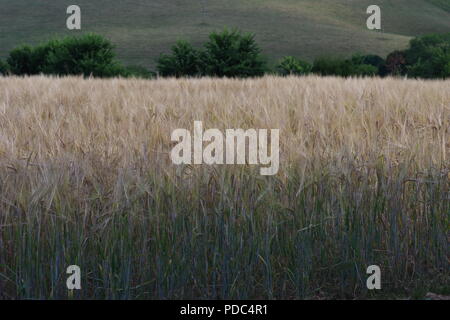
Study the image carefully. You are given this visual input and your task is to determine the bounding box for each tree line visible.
[0,30,449,79]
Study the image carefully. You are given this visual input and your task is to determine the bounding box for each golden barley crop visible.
[0,75,448,299]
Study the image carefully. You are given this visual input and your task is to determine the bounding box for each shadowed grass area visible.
[0,76,448,299]
[1,164,448,299]
[426,0,450,12]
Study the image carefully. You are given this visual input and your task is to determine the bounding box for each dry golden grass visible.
[0,75,448,173]
[0,75,448,299]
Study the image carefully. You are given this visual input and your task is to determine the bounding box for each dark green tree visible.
[157,40,200,77]
[348,54,381,76]
[200,29,266,77]
[7,34,126,77]
[351,54,385,69]
[7,45,37,75]
[0,59,9,75]
[43,34,125,77]
[312,56,378,77]
[276,56,312,76]
[311,57,349,76]
[405,33,450,78]
[349,63,378,76]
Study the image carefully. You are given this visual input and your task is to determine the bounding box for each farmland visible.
[0,76,448,299]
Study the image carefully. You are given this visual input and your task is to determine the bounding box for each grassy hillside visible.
[0,0,449,69]
[426,0,450,12]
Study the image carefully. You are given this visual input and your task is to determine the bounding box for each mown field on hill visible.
[1,0,449,68]
[0,76,448,299]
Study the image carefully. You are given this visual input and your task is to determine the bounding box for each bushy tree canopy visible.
[312,56,378,77]
[276,56,312,76]
[199,29,266,77]
[7,45,37,75]
[0,59,9,75]
[4,30,450,79]
[405,33,450,78]
[7,34,126,77]
[157,41,200,77]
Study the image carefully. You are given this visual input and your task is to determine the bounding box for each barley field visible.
[0,76,448,299]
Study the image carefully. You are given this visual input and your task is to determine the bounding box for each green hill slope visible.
[1,0,449,69]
